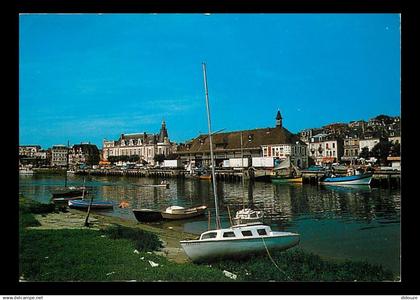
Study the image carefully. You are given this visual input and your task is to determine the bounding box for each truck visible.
[251,157,275,168]
[163,159,183,168]
[228,158,249,168]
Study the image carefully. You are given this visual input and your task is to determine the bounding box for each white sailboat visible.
[180,63,300,263]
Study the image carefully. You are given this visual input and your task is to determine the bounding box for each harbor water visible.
[19,173,401,274]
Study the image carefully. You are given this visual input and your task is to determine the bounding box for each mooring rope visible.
[261,237,293,281]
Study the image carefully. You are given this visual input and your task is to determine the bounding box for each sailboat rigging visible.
[180,63,300,263]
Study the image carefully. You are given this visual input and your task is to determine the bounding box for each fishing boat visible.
[68,199,114,209]
[161,205,207,220]
[319,172,373,185]
[270,157,302,184]
[132,209,163,222]
[180,63,300,263]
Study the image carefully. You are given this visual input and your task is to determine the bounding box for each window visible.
[257,229,267,236]
[201,232,217,240]
[223,231,236,238]
[333,143,335,148]
[241,230,253,237]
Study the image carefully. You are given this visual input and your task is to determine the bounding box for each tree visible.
[370,140,393,165]
[359,147,370,160]
[153,154,165,164]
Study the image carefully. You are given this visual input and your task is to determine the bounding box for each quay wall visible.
[74,168,400,188]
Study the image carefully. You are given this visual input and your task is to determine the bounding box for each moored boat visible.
[180,223,300,262]
[68,199,114,209]
[132,209,163,222]
[271,176,303,184]
[319,172,373,185]
[161,205,207,220]
[180,63,300,263]
[50,186,88,198]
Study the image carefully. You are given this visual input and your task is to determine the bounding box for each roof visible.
[176,126,304,153]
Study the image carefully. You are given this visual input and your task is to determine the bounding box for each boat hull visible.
[68,200,113,209]
[50,188,87,198]
[320,173,373,185]
[271,176,302,184]
[180,234,300,263]
[133,209,163,222]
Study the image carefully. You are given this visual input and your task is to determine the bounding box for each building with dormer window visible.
[102,120,174,165]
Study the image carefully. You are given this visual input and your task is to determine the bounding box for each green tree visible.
[370,140,392,165]
[359,147,370,160]
[153,154,165,164]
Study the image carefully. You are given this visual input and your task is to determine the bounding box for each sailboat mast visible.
[202,62,221,230]
[240,131,245,210]
[65,140,69,187]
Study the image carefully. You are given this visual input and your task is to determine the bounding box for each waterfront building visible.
[175,109,308,169]
[102,120,174,165]
[69,142,100,167]
[359,137,381,153]
[298,128,323,144]
[19,145,41,158]
[308,133,343,165]
[341,136,360,163]
[51,145,68,167]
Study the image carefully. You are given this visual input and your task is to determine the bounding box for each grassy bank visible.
[19,196,398,282]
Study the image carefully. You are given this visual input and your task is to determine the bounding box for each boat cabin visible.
[199,224,271,240]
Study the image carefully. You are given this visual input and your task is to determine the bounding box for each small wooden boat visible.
[68,199,114,209]
[50,186,88,198]
[132,209,163,222]
[161,205,207,220]
[271,176,303,184]
[52,195,85,205]
[198,175,212,180]
[319,172,373,185]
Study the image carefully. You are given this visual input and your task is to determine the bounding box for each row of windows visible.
[345,149,359,156]
[201,228,267,240]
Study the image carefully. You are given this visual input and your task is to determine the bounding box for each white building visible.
[19,145,41,157]
[359,137,380,153]
[51,145,68,166]
[102,120,174,165]
[308,133,343,165]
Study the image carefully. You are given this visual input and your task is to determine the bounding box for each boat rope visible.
[261,237,293,281]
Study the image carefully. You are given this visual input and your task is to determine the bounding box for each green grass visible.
[100,224,163,251]
[18,196,398,282]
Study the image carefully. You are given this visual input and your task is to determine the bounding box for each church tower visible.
[158,119,169,143]
[275,109,282,128]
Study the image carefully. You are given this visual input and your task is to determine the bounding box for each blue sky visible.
[19,14,400,149]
